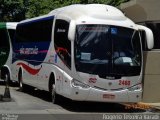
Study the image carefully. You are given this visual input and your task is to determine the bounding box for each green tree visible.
[26,0,82,18]
[0,0,26,22]
[80,0,129,5]
[26,0,130,18]
[0,0,130,21]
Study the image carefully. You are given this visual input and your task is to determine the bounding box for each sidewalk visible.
[141,102,160,110]
[122,102,160,112]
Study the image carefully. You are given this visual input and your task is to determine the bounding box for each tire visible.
[49,74,61,104]
[51,84,59,104]
[1,69,12,86]
[18,71,24,91]
[4,73,10,87]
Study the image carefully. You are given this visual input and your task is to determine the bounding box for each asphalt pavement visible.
[0,80,160,120]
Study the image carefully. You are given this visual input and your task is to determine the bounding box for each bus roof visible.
[0,22,17,29]
[49,4,126,21]
[6,22,18,29]
[19,4,137,29]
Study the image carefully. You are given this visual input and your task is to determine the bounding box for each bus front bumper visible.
[64,83,142,103]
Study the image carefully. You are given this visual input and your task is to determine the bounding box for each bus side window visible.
[54,19,71,69]
[8,29,16,45]
[139,30,148,51]
[0,28,10,68]
[15,17,53,43]
[0,29,9,49]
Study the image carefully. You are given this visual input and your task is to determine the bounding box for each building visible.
[121,0,160,102]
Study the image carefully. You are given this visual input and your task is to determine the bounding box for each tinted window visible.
[16,16,54,42]
[0,28,10,68]
[8,29,16,45]
[54,19,71,69]
[75,25,141,78]
[0,29,9,48]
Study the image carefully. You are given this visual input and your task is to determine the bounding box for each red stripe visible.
[17,63,42,75]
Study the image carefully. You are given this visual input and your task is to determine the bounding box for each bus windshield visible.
[74,25,142,79]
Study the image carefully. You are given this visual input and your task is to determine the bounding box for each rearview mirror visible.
[68,20,76,41]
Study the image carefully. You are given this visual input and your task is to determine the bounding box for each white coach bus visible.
[11,4,153,103]
[0,22,17,82]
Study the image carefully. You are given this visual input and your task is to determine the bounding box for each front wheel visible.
[51,84,61,104]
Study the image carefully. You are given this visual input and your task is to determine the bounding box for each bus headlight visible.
[128,83,142,91]
[72,79,90,89]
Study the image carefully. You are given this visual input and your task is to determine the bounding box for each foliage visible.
[0,0,130,21]
[0,0,26,22]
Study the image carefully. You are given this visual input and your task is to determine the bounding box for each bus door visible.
[54,19,72,94]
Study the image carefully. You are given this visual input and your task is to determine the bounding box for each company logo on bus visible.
[89,78,97,83]
[106,76,115,80]
[20,46,38,55]
[57,29,66,33]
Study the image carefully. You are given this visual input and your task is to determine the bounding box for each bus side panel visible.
[12,41,51,86]
[0,23,10,70]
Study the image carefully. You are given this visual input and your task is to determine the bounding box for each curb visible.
[122,102,160,112]
[137,102,160,112]
[140,102,160,110]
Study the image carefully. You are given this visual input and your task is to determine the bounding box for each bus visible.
[11,4,153,103]
[0,22,17,82]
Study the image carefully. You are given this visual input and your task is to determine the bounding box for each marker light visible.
[72,79,90,89]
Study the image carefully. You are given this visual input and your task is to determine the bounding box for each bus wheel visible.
[51,84,59,104]
[18,71,24,91]
[4,73,10,86]
[52,84,56,103]
[49,74,61,104]
[1,68,12,85]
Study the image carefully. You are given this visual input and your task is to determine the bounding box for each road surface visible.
[0,81,159,120]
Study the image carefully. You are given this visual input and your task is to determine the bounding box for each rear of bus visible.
[0,22,17,81]
[0,23,10,70]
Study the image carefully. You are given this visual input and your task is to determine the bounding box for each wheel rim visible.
[20,80,22,88]
[5,74,9,86]
[5,74,8,82]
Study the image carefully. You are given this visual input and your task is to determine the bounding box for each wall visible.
[143,51,160,102]
[121,0,160,102]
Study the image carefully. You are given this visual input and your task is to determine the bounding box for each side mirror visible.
[137,25,154,49]
[68,20,76,41]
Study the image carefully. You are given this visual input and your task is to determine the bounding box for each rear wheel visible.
[18,70,24,91]
[4,73,10,86]
[1,68,12,85]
